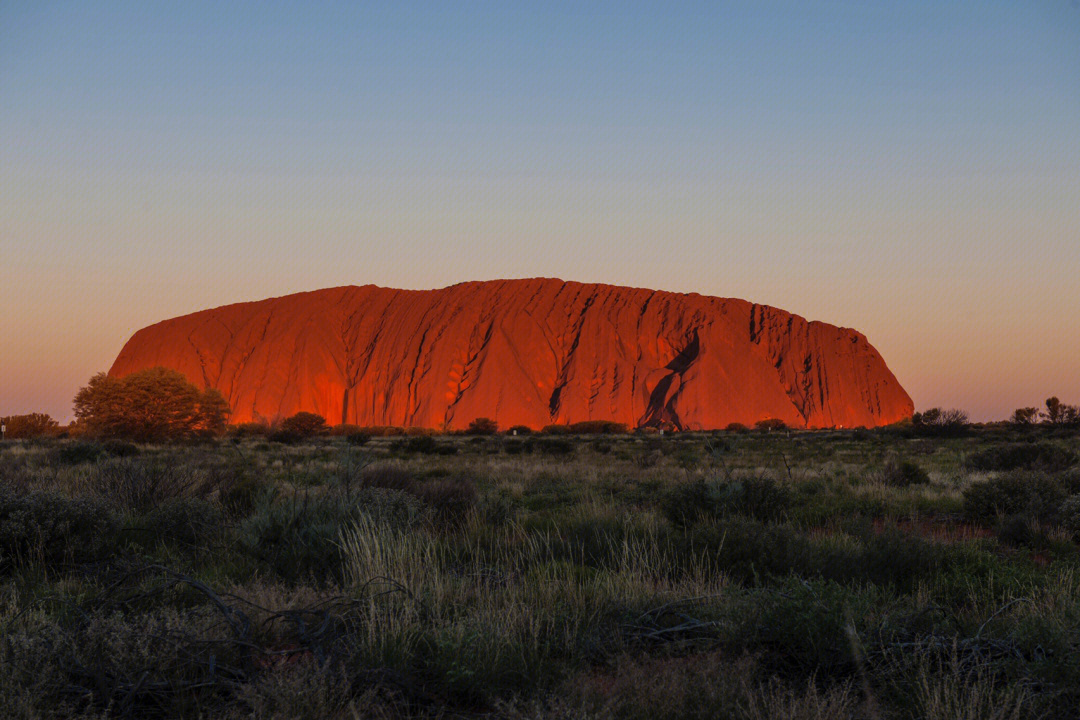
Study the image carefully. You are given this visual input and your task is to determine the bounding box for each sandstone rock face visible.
[109,279,913,430]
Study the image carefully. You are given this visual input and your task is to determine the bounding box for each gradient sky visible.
[2,1,1078,423]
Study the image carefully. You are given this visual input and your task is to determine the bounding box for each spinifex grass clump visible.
[1,425,1079,718]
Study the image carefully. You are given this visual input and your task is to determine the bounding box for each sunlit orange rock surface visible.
[109,279,913,430]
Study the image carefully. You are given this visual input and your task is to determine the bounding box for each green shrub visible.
[88,460,211,512]
[144,497,223,545]
[965,443,1077,473]
[665,476,792,525]
[217,472,265,518]
[0,486,114,569]
[240,493,357,582]
[963,471,1067,525]
[1059,494,1080,539]
[359,466,476,519]
[878,457,930,487]
[712,476,792,520]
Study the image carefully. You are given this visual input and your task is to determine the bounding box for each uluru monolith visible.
[109,279,913,430]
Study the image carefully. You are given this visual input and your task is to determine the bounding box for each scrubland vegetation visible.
[2,418,1080,719]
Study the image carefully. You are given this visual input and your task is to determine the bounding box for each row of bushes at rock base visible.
[225,415,801,442]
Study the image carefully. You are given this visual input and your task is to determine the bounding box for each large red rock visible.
[109,279,913,430]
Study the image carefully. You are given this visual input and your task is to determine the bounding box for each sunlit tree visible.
[73,367,230,441]
[2,413,60,438]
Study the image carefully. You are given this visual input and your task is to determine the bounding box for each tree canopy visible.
[73,367,230,441]
[2,413,60,438]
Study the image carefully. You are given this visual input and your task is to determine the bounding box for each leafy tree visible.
[912,408,968,437]
[2,413,60,438]
[279,411,328,437]
[73,368,230,441]
[1011,407,1040,425]
[466,417,498,435]
[1043,397,1066,425]
[196,389,232,436]
[1042,397,1079,425]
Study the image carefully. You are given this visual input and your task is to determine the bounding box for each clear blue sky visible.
[2,1,1079,421]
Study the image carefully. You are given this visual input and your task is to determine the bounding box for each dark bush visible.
[359,466,476,520]
[568,421,628,434]
[503,439,532,455]
[754,419,787,432]
[540,424,573,435]
[359,466,415,493]
[345,432,371,446]
[634,447,663,469]
[399,435,438,454]
[997,514,1038,548]
[239,493,356,582]
[912,408,968,437]
[710,476,792,520]
[965,443,1077,473]
[360,425,407,437]
[536,438,574,455]
[55,441,104,465]
[878,457,930,487]
[144,497,223,546]
[0,486,115,569]
[279,412,328,438]
[724,422,750,434]
[239,486,428,582]
[89,460,214,512]
[466,417,498,435]
[411,477,478,519]
[217,473,265,518]
[664,476,792,524]
[506,425,533,435]
[231,421,272,437]
[1059,494,1080,539]
[268,430,302,445]
[963,471,1067,525]
[102,439,139,457]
